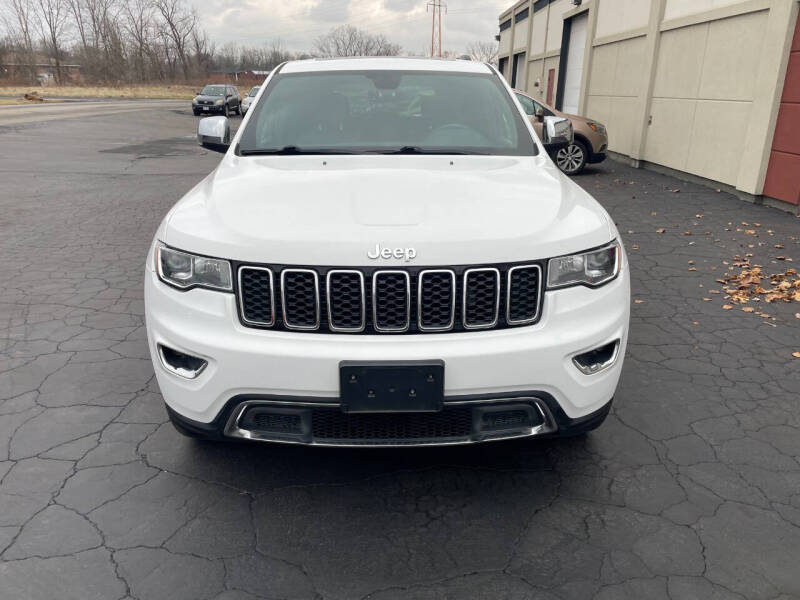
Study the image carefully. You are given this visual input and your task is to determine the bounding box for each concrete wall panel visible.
[596,0,652,39]
[530,11,547,55]
[652,23,707,99]
[500,30,512,55]
[664,0,749,21]
[698,9,768,101]
[686,100,751,185]
[608,96,641,156]
[643,98,696,170]
[546,0,569,53]
[588,43,617,97]
[612,36,647,97]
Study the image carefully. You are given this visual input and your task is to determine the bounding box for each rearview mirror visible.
[197,116,230,153]
[542,116,573,154]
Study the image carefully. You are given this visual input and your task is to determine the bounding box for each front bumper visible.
[194,104,224,113]
[145,262,629,442]
[588,152,607,164]
[167,393,614,446]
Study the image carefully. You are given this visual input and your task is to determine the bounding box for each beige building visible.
[498,0,800,212]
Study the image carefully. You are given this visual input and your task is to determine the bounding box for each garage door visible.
[561,12,588,115]
[763,13,800,206]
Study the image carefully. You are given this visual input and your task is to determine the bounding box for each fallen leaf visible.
[684,231,692,236]
[656,228,665,234]
[703,298,712,301]
[775,244,784,249]
[795,313,800,319]
[723,305,733,310]
[793,352,800,359]
[689,267,697,271]
[742,307,755,313]
[634,299,644,304]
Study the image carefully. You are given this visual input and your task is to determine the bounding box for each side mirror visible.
[535,107,544,122]
[542,116,573,154]
[198,116,230,153]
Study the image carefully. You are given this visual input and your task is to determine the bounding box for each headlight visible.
[155,243,232,291]
[587,122,606,134]
[547,241,621,289]
[215,99,223,105]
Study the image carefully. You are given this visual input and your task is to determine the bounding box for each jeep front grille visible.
[237,262,543,334]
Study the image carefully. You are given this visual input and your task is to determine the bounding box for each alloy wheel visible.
[556,143,585,175]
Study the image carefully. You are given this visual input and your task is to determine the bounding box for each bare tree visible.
[2,0,39,82]
[36,0,70,84]
[313,25,401,58]
[466,40,498,66]
[121,0,154,81]
[153,0,194,79]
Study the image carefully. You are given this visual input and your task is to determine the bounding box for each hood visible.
[164,154,615,266]
[194,94,223,102]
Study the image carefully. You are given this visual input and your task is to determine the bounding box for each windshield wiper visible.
[375,146,488,155]
[239,146,356,156]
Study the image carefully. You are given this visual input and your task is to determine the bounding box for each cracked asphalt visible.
[1,103,799,600]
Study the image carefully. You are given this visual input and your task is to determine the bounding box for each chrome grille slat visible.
[326,270,365,333]
[462,268,500,330]
[280,269,320,330]
[238,263,542,334]
[238,267,275,326]
[372,270,411,333]
[507,265,542,325]
[418,269,456,332]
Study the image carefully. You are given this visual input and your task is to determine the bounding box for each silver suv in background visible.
[241,86,260,115]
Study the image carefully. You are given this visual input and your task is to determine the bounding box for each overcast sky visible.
[190,0,508,55]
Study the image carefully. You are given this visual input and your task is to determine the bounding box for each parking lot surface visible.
[1,104,799,600]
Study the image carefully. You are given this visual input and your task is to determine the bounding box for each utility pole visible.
[427,0,447,57]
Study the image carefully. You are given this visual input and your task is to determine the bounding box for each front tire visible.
[223,103,230,118]
[556,140,588,175]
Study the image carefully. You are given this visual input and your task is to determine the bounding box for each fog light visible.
[158,344,208,379]
[573,340,620,375]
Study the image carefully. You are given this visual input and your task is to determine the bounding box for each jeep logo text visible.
[367,244,417,262]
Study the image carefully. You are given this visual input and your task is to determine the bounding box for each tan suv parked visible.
[515,90,608,175]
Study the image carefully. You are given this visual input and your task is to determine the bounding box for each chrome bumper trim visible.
[223,397,558,447]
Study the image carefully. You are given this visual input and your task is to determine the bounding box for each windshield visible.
[200,85,226,96]
[238,70,536,156]
[247,87,260,97]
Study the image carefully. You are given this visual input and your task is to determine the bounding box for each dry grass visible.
[0,85,198,100]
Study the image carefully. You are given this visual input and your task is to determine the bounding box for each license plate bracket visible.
[339,360,444,413]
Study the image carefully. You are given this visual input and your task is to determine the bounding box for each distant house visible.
[0,54,82,84]
[210,69,271,83]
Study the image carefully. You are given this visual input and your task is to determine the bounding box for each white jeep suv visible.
[145,57,629,446]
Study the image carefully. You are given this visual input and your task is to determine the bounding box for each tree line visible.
[0,0,497,86]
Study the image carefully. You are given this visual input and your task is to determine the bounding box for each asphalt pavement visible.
[1,101,799,600]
